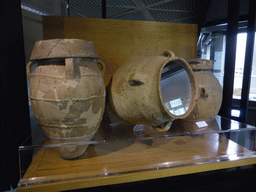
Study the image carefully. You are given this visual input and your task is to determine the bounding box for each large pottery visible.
[109,51,197,132]
[27,39,106,159]
[184,59,222,121]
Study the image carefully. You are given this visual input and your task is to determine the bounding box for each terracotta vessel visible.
[109,51,197,131]
[184,59,222,121]
[27,39,106,159]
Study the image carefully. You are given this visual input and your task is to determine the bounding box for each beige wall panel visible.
[43,16,198,85]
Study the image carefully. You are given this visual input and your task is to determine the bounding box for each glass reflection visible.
[160,61,192,116]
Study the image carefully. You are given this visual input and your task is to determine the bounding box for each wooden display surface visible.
[17,133,256,192]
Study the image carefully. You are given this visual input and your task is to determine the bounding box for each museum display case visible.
[17,115,256,191]
[16,13,256,192]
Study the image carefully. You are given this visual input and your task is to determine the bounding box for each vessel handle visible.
[155,121,173,132]
[65,58,76,80]
[199,87,209,98]
[162,50,175,58]
[26,61,33,80]
[96,60,106,76]
[128,73,147,86]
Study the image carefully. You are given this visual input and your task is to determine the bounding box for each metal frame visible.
[0,0,31,190]
[240,0,256,123]
[202,0,256,124]
[218,0,241,119]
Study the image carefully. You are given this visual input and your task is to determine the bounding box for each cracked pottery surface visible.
[30,39,99,59]
[27,39,105,159]
[109,51,197,129]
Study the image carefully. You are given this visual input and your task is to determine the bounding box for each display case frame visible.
[17,115,256,191]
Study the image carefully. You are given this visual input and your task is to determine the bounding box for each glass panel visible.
[160,61,192,116]
[233,33,247,99]
[231,109,240,117]
[197,32,226,87]
[18,116,256,188]
[250,34,256,101]
[233,33,256,101]
[212,33,226,86]
[198,29,256,102]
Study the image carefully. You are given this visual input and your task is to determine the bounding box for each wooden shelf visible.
[17,129,256,192]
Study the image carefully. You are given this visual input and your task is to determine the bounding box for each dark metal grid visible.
[107,0,136,6]
[69,0,198,24]
[149,10,196,23]
[70,10,84,18]
[141,0,171,6]
[115,11,148,21]
[21,0,56,15]
[151,0,196,12]
[70,2,102,18]
[71,0,102,5]
[107,7,135,18]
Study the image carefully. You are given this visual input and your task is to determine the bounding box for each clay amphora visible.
[27,39,106,159]
[109,51,197,132]
[184,59,222,121]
